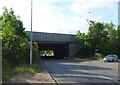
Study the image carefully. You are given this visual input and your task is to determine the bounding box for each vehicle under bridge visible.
[30,31,79,59]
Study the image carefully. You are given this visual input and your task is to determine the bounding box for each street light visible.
[30,0,33,66]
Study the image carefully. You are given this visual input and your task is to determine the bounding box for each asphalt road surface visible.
[42,59,119,84]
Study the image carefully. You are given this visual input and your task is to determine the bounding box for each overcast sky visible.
[0,0,119,34]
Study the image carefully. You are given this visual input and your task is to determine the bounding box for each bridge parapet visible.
[29,31,78,43]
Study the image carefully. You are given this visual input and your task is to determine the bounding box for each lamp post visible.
[30,0,33,66]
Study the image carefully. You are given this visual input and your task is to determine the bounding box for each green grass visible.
[2,61,43,82]
[92,57,103,60]
[2,65,14,81]
[66,57,86,62]
[13,63,43,75]
[118,59,120,61]
[92,53,104,60]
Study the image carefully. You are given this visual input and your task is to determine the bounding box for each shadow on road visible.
[42,59,118,83]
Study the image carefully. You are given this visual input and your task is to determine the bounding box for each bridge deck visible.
[28,31,78,43]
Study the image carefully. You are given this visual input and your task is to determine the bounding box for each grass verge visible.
[66,57,86,62]
[2,61,43,82]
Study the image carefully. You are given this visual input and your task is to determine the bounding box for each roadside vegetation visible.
[76,20,120,60]
[67,57,86,62]
[0,7,43,82]
[3,59,43,82]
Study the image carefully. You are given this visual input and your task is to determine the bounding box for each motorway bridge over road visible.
[30,31,79,58]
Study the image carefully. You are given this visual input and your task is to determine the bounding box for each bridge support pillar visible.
[69,43,79,57]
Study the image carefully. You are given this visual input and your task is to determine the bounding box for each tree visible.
[1,7,30,64]
[76,21,119,58]
[76,31,92,57]
[116,26,120,57]
[104,22,118,55]
[88,21,108,55]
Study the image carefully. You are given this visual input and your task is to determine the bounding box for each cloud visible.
[0,0,119,34]
[69,0,119,26]
[0,0,31,30]
[69,0,119,15]
[32,2,66,33]
[31,2,89,34]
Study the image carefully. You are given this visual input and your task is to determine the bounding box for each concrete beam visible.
[28,31,78,43]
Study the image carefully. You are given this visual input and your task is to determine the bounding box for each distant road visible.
[42,59,119,84]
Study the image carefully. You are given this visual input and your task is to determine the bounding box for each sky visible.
[0,0,119,34]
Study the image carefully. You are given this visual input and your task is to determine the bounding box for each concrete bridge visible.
[30,31,79,58]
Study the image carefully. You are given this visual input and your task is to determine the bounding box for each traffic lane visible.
[52,60,118,81]
[42,60,118,83]
[58,60,118,82]
[83,61,118,81]
[58,60,118,80]
[56,60,118,83]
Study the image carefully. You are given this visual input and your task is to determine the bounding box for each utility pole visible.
[30,0,33,66]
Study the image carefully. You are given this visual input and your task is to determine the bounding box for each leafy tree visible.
[88,21,108,55]
[104,22,118,55]
[76,21,119,58]
[1,7,30,64]
[32,42,40,63]
[1,7,40,65]
[116,26,120,57]
[76,31,92,57]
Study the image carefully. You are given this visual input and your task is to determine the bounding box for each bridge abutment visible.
[69,43,79,57]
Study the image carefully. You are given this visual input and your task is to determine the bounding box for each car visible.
[103,55,118,62]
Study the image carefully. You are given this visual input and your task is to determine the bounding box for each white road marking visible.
[71,70,90,73]
[71,69,119,83]
[99,75,120,83]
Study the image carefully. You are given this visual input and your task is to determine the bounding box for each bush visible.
[93,53,104,60]
[2,7,42,82]
[32,42,41,63]
[14,65,35,75]
[2,58,13,81]
[13,62,43,75]
[74,50,88,58]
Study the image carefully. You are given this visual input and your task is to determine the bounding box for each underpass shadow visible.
[42,60,118,83]
[54,62,113,77]
[53,75,116,83]
[56,60,112,70]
